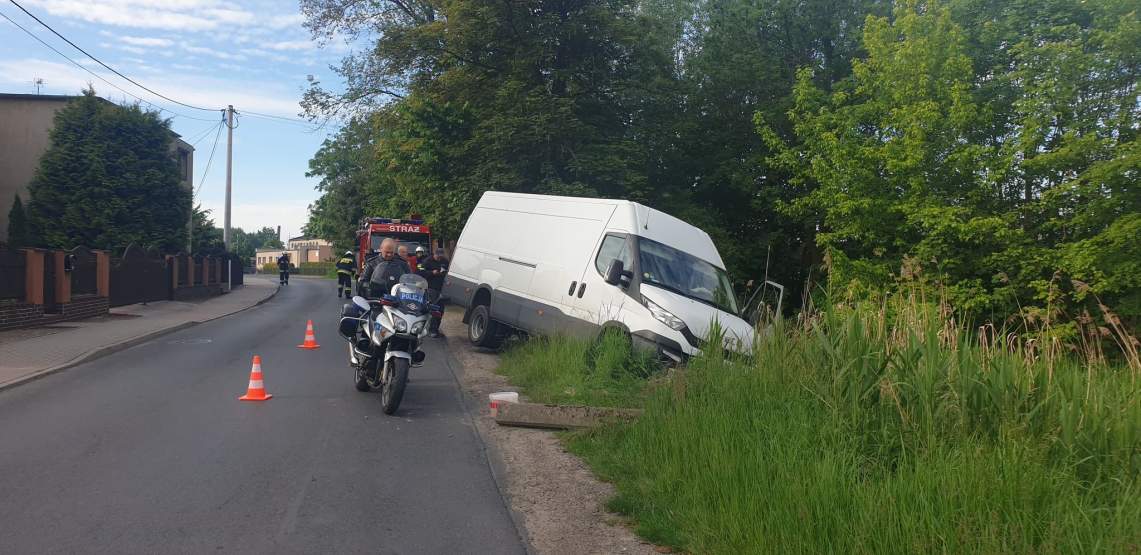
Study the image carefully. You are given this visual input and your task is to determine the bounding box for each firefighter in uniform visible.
[335,250,355,298]
[418,247,449,337]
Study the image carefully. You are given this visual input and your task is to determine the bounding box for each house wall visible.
[0,96,70,243]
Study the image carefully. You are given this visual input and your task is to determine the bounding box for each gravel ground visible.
[441,312,661,555]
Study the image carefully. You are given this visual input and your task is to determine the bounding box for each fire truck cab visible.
[357,217,433,271]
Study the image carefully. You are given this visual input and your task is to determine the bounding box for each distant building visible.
[0,93,194,243]
[254,236,334,268]
[287,235,334,263]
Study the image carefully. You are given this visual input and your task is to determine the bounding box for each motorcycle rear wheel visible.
[380,358,409,415]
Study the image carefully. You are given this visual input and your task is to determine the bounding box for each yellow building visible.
[254,236,334,268]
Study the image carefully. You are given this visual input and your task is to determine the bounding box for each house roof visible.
[0,93,77,102]
[0,92,186,139]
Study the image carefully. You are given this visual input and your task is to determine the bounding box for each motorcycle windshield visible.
[394,274,429,314]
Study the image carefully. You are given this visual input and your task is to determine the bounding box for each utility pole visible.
[224,104,234,292]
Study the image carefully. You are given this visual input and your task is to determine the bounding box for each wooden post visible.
[53,251,71,305]
[169,255,179,291]
[94,250,110,297]
[23,249,44,305]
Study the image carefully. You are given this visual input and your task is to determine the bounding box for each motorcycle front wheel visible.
[380,358,409,415]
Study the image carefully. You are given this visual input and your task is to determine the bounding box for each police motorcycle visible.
[339,274,442,414]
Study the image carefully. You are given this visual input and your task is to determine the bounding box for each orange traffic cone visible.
[297,319,320,350]
[239,355,272,401]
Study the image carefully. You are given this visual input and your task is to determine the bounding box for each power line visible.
[0,8,221,122]
[239,110,321,130]
[188,120,225,146]
[7,0,223,113]
[194,119,225,197]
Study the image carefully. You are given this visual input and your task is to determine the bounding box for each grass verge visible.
[496,293,1141,553]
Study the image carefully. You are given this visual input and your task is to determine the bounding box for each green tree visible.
[6,194,31,249]
[303,117,375,251]
[190,204,224,255]
[763,0,1140,325]
[230,226,284,259]
[27,88,191,252]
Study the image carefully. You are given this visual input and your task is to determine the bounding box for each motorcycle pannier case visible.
[339,303,365,339]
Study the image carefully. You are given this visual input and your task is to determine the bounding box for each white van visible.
[443,192,754,362]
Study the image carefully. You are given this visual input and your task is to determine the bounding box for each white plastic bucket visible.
[488,392,519,417]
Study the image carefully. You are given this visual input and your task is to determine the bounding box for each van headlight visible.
[643,297,686,331]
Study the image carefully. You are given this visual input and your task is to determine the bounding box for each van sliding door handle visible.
[577,283,586,298]
[568,281,577,296]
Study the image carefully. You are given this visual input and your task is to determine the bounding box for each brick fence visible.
[0,247,240,331]
[55,294,110,319]
[0,300,45,331]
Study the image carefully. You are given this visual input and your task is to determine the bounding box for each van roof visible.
[479,192,725,269]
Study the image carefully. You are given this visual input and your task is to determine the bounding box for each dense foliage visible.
[6,195,29,249]
[27,88,191,253]
[301,0,1138,331]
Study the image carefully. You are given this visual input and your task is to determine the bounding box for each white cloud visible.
[182,43,247,61]
[101,41,148,55]
[266,13,305,29]
[121,35,174,47]
[0,58,305,117]
[24,0,254,31]
[265,40,314,52]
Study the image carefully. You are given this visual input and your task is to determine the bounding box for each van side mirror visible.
[604,259,627,286]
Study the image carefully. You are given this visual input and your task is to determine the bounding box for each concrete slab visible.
[494,402,643,430]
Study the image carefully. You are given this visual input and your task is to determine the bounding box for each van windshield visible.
[637,237,738,315]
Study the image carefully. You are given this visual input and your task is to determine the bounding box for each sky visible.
[0,0,352,242]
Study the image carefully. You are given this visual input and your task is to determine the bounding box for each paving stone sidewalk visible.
[0,276,279,390]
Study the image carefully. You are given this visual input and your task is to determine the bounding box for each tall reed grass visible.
[502,289,1140,553]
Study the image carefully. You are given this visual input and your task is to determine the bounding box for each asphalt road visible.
[0,277,527,554]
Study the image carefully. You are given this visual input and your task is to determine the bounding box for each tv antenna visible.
[33,77,45,94]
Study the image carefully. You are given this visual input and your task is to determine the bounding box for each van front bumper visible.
[631,330,688,364]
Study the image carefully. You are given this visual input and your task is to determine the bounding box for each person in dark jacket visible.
[277,254,290,285]
[335,250,356,298]
[418,247,449,337]
[360,238,410,298]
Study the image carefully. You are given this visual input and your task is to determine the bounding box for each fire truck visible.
[356,216,433,271]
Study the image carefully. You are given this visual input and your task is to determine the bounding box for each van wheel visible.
[469,304,503,349]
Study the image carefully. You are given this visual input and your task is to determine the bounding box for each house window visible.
[179,150,190,181]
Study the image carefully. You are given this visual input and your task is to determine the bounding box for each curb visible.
[0,283,281,393]
[440,335,538,555]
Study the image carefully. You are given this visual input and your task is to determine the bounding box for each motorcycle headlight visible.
[411,321,426,335]
[643,297,686,331]
[393,316,409,333]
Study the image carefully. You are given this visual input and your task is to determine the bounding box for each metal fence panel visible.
[110,246,171,307]
[70,247,98,296]
[0,250,26,301]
